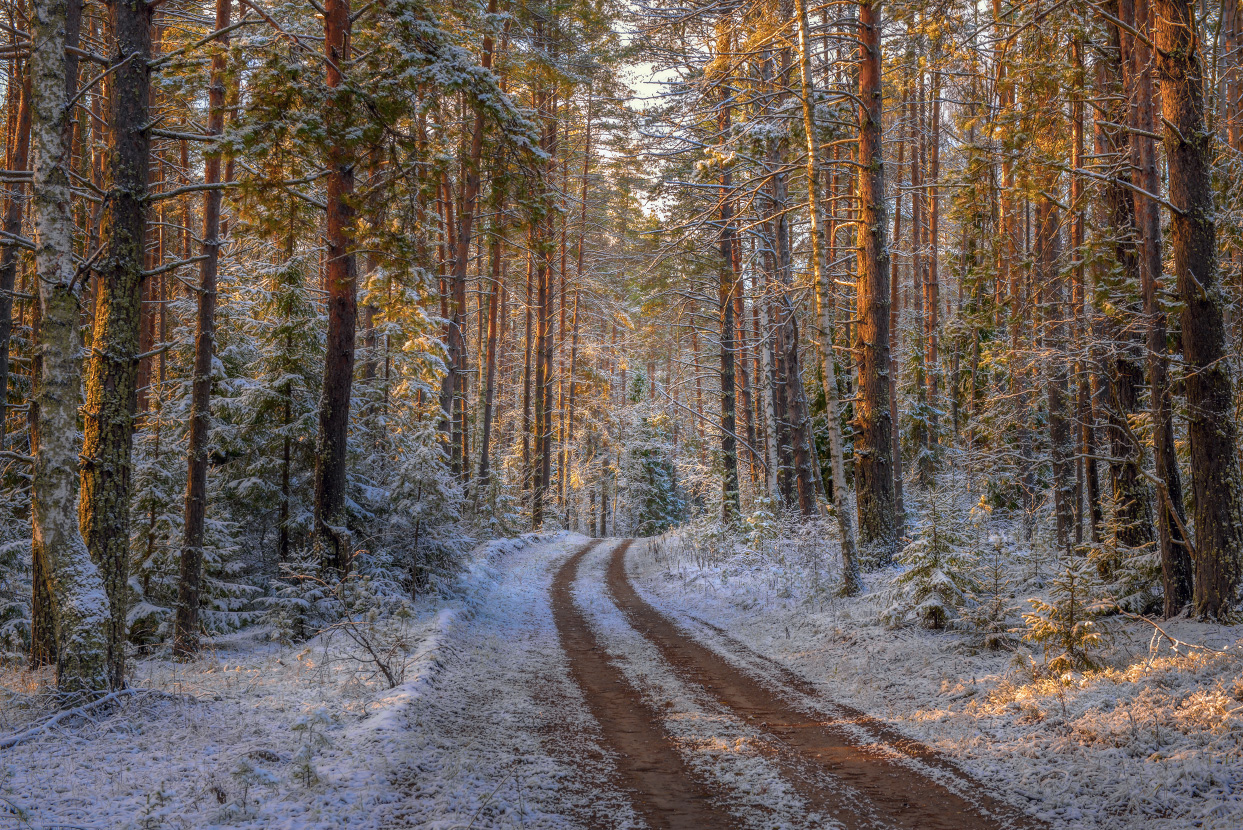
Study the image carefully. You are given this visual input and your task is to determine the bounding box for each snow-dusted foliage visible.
[615,371,685,537]
[1023,555,1106,673]
[883,488,978,630]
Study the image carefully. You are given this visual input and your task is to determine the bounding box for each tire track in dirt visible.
[608,539,1042,830]
[551,540,739,829]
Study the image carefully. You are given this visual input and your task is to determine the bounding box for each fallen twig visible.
[0,688,195,749]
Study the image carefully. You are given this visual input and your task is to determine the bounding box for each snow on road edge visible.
[356,530,569,736]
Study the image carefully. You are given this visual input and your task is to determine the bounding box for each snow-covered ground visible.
[9,529,1240,829]
[628,534,1243,830]
[0,532,608,830]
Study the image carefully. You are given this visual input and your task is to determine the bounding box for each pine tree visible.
[883,488,976,630]
[1022,555,1104,673]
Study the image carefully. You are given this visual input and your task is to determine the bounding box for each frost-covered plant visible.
[265,549,338,643]
[290,705,333,786]
[229,758,279,815]
[385,411,468,592]
[220,253,323,563]
[616,402,684,537]
[743,495,780,548]
[0,537,29,661]
[883,489,977,630]
[963,499,1016,649]
[328,562,420,689]
[1089,522,1161,614]
[1022,555,1104,673]
[129,415,259,648]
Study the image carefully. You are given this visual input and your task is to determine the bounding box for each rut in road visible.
[579,538,1041,830]
[550,539,739,829]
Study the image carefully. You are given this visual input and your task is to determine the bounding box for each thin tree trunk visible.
[0,66,31,454]
[794,0,860,592]
[925,64,940,467]
[476,185,505,498]
[1039,194,1073,556]
[174,0,230,657]
[521,242,533,485]
[561,85,591,515]
[889,90,905,532]
[1097,19,1156,556]
[717,27,741,523]
[530,84,557,529]
[1125,0,1193,615]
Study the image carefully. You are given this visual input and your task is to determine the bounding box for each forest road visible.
[551,538,1042,830]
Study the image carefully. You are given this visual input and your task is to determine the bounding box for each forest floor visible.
[3,534,1242,829]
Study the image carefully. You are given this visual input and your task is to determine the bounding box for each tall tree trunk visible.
[1125,0,1193,614]
[889,93,906,532]
[854,0,896,560]
[476,184,505,498]
[313,0,358,572]
[31,0,110,694]
[530,89,557,529]
[717,29,741,523]
[81,0,152,689]
[445,9,495,479]
[1039,194,1073,556]
[1097,17,1156,556]
[793,0,860,592]
[520,242,534,487]
[0,66,31,454]
[1152,0,1243,617]
[924,64,940,471]
[174,0,230,657]
[561,85,591,516]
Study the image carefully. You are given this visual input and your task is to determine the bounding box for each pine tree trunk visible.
[1152,0,1243,618]
[925,65,940,468]
[81,0,152,689]
[1097,18,1156,556]
[1070,40,1088,546]
[758,292,781,503]
[1124,0,1193,614]
[795,0,860,589]
[1039,195,1074,556]
[30,0,110,694]
[717,39,740,523]
[889,99,906,532]
[854,0,896,560]
[476,198,504,497]
[521,242,533,484]
[561,87,591,519]
[0,66,31,454]
[313,0,358,572]
[174,0,230,657]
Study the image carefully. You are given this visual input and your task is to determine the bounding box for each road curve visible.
[550,540,738,829]
[601,538,1041,830]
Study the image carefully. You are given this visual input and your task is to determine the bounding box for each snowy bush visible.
[882,489,977,630]
[616,391,685,537]
[1022,555,1105,673]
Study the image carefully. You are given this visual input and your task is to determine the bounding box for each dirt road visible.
[551,539,1038,830]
